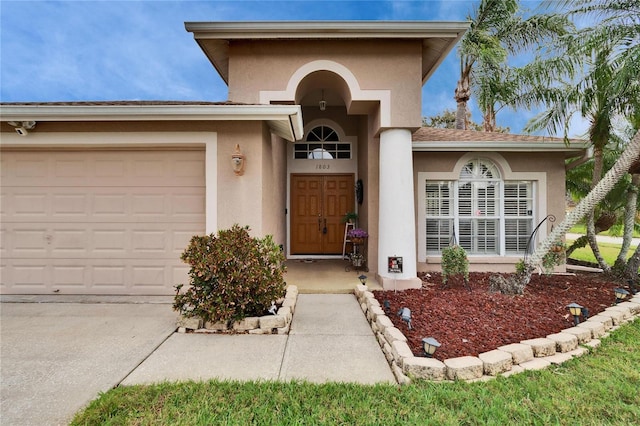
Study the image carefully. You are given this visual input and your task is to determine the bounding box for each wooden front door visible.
[291,174,354,255]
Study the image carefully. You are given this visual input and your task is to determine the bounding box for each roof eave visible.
[0,104,304,142]
[412,140,590,158]
[185,20,470,86]
[185,21,470,39]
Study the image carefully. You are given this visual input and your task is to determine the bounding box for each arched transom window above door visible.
[294,125,351,159]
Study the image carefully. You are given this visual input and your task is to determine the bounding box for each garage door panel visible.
[10,228,49,256]
[2,254,192,295]
[2,151,204,187]
[3,188,205,222]
[1,149,205,295]
[3,222,200,259]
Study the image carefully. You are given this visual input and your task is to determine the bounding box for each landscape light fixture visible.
[566,302,583,325]
[319,89,326,111]
[398,307,412,330]
[421,337,441,358]
[383,300,391,314]
[614,288,629,304]
[358,275,367,285]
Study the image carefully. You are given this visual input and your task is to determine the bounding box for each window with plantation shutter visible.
[425,182,453,252]
[504,182,533,254]
[423,159,533,256]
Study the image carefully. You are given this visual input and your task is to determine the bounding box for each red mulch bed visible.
[373,272,622,361]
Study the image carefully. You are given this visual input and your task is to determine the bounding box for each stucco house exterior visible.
[0,21,589,296]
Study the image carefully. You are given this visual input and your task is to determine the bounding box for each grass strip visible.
[568,241,637,266]
[72,319,640,425]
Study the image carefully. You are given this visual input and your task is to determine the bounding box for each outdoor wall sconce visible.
[422,337,441,358]
[231,144,245,175]
[319,89,326,111]
[614,288,629,304]
[566,302,584,325]
[358,275,367,285]
[398,307,412,330]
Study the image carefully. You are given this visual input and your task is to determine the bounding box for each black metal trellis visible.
[523,214,556,264]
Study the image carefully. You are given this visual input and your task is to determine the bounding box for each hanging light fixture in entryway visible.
[319,89,326,111]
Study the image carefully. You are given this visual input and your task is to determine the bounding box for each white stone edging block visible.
[177,284,297,334]
[356,285,640,383]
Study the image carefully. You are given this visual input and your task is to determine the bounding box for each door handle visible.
[323,218,327,234]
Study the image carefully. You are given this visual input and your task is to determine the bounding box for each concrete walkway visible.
[566,233,639,247]
[123,294,395,385]
[1,294,394,425]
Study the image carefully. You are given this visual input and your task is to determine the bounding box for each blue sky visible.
[0,0,584,135]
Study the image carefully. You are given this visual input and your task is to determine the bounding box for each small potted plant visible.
[342,212,358,224]
[550,240,566,253]
[347,228,368,245]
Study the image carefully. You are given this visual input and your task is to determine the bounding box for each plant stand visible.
[345,237,368,272]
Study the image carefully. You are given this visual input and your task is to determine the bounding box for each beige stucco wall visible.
[360,115,380,272]
[215,121,269,235]
[413,150,567,273]
[261,131,288,248]
[227,39,423,130]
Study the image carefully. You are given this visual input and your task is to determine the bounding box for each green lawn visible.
[568,240,637,266]
[72,320,640,425]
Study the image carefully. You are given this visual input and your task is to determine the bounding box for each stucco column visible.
[377,128,422,290]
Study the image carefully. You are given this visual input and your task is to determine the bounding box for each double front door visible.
[290,174,354,255]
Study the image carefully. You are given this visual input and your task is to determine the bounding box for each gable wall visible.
[227,39,423,129]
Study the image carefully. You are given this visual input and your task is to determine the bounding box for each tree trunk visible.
[624,243,640,281]
[613,173,640,275]
[524,130,640,282]
[455,60,472,131]
[483,107,496,132]
[565,211,616,257]
[586,145,611,271]
[455,100,468,130]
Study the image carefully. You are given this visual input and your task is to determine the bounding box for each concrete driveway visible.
[0,301,177,425]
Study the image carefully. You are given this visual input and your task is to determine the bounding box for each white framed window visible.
[423,158,534,256]
[294,125,351,159]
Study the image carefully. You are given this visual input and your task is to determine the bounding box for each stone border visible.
[176,285,298,335]
[355,284,640,385]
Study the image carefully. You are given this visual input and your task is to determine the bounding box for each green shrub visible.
[173,224,286,324]
[441,244,469,286]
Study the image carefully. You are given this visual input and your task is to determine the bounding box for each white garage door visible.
[0,149,205,295]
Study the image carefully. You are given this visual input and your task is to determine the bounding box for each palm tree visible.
[528,130,640,270]
[521,0,640,282]
[565,146,633,258]
[455,0,572,130]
